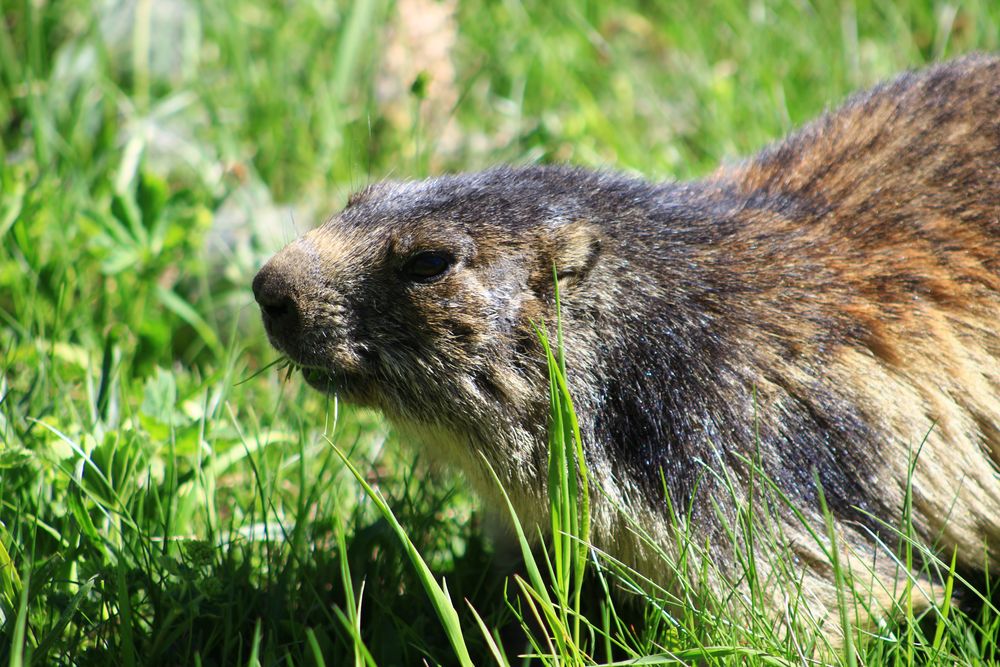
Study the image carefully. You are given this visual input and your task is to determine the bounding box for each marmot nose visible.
[253,263,301,335]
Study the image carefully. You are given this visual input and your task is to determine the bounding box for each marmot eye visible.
[401,251,453,282]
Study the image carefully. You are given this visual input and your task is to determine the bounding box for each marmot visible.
[253,55,1000,638]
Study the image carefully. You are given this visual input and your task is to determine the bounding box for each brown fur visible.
[254,55,1000,640]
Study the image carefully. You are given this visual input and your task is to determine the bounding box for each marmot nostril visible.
[260,297,293,322]
[252,266,300,331]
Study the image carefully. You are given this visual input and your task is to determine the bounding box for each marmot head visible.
[252,167,604,429]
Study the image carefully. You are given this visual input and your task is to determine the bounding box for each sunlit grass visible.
[1,0,998,663]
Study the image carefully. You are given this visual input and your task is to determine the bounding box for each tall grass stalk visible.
[328,439,477,667]
[538,272,592,657]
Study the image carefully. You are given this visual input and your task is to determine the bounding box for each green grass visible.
[2,0,999,664]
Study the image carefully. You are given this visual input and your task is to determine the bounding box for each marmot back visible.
[253,54,1000,639]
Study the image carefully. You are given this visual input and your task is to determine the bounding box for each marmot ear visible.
[553,221,602,290]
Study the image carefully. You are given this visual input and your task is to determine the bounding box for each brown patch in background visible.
[377,0,463,164]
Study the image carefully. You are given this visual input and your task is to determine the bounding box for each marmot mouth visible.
[300,365,376,405]
[284,344,380,397]
[301,367,337,393]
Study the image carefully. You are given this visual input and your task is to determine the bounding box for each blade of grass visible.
[465,599,511,667]
[9,564,30,667]
[115,557,137,667]
[247,617,262,667]
[814,470,857,667]
[328,439,475,667]
[303,628,328,667]
[335,525,367,667]
[33,575,97,660]
[930,548,957,654]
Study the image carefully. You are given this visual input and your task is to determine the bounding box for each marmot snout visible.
[255,54,1000,637]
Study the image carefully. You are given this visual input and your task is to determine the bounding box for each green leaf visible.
[140,367,178,425]
[155,285,223,357]
[0,445,34,469]
[137,170,168,231]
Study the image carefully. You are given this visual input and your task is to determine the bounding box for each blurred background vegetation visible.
[1,0,998,664]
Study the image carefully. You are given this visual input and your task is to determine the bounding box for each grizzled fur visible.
[254,55,1000,636]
